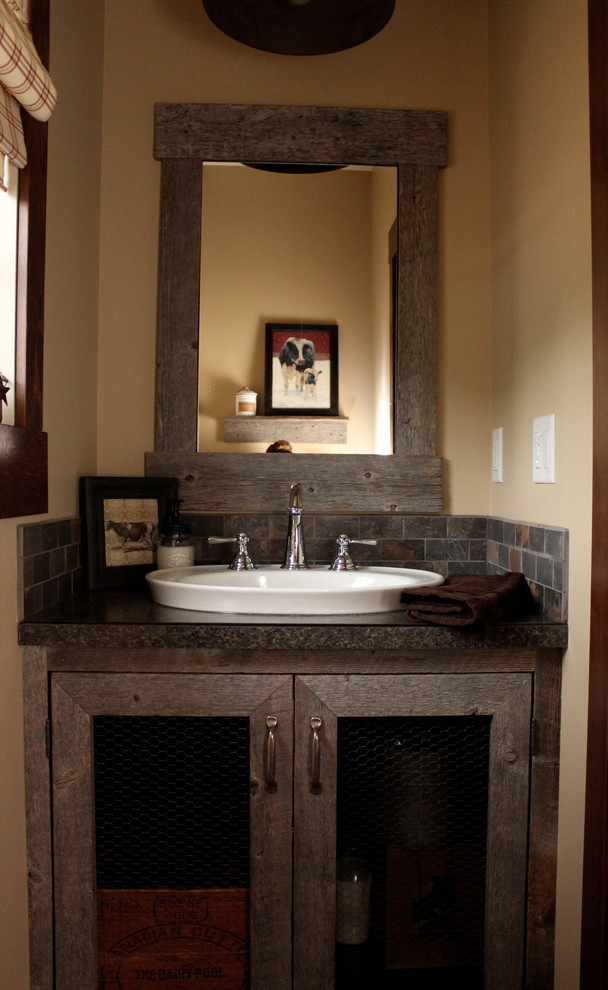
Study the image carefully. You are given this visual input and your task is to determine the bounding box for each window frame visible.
[0,0,49,518]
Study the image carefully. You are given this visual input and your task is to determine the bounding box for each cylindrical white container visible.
[235,386,257,416]
[157,533,195,569]
[335,855,372,945]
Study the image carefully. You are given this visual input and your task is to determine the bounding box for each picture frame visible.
[80,476,178,590]
[264,322,339,416]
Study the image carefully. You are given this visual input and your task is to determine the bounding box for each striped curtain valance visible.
[0,0,56,170]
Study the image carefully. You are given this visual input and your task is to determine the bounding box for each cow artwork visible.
[265,323,338,415]
[102,496,160,567]
[80,477,178,590]
[105,520,156,554]
[303,368,322,398]
[278,336,316,395]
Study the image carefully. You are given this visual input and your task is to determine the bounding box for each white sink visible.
[146,564,444,615]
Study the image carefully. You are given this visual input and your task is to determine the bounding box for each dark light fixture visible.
[243,163,346,173]
[201,0,395,56]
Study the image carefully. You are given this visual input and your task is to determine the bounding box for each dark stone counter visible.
[18,587,568,652]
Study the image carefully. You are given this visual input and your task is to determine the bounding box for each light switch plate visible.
[492,427,503,482]
[532,414,555,483]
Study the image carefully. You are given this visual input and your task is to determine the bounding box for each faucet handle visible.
[208,533,257,570]
[329,534,378,571]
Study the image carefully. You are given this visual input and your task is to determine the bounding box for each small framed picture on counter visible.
[264,322,339,416]
[80,476,178,590]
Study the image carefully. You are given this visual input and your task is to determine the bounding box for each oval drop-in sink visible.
[146,564,444,615]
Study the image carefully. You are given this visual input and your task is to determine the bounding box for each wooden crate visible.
[97,889,248,989]
[385,846,484,970]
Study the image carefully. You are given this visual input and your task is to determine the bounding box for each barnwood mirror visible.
[146,103,447,513]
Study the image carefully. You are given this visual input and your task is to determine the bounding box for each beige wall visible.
[488,2,592,985]
[199,165,387,454]
[0,1,593,987]
[371,166,398,454]
[0,1,103,985]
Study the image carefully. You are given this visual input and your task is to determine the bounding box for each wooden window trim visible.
[0,0,49,518]
[582,0,608,982]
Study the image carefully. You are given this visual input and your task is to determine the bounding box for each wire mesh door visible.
[94,715,251,989]
[334,715,490,990]
[50,672,293,990]
[293,673,532,990]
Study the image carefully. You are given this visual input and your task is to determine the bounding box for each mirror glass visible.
[199,162,397,454]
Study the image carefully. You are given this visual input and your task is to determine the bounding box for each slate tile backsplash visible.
[17,517,82,620]
[18,513,568,622]
[187,512,568,621]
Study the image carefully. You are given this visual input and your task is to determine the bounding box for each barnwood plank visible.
[155,158,201,452]
[482,675,532,990]
[250,678,294,990]
[51,677,97,988]
[223,415,348,444]
[22,647,53,990]
[53,671,291,717]
[293,678,338,990]
[155,104,447,168]
[526,648,562,987]
[395,164,438,455]
[145,451,444,513]
[45,644,541,675]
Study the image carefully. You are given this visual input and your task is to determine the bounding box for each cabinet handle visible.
[310,716,322,790]
[264,715,278,789]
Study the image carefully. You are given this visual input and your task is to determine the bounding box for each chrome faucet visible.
[282,483,309,570]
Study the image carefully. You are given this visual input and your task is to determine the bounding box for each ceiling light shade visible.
[244,163,346,173]
[201,0,396,56]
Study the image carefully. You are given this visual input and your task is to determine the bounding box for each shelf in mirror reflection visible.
[223,415,348,444]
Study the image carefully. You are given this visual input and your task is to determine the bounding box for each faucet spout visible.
[282,483,309,570]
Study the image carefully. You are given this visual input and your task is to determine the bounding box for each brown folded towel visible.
[400,572,537,628]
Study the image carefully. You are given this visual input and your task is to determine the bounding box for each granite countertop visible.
[18,587,568,651]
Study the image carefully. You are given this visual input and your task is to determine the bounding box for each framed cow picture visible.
[80,476,178,590]
[264,322,339,416]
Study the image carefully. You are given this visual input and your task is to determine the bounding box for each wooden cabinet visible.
[22,644,561,990]
[50,672,294,990]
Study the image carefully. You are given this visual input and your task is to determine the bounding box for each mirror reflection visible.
[199,163,397,454]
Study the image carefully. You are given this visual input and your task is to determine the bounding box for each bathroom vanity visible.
[19,588,566,990]
[14,93,568,989]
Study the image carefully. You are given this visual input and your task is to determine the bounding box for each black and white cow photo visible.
[271,333,332,410]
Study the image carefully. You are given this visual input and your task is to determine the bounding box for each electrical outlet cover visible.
[532,415,555,483]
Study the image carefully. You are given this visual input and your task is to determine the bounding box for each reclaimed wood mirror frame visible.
[146,103,447,514]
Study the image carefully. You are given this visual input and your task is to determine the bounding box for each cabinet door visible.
[293,673,532,990]
[50,672,293,990]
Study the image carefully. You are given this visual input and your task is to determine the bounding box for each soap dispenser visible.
[157,500,195,569]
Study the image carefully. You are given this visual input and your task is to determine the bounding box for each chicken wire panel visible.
[93,716,250,889]
[335,716,490,990]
